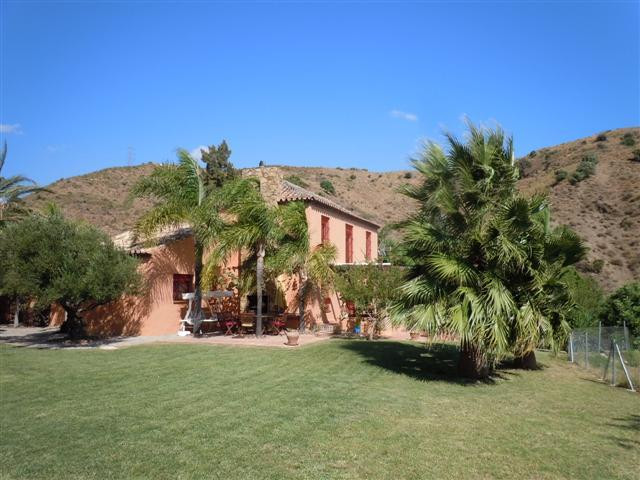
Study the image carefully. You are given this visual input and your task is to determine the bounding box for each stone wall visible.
[242,166,284,206]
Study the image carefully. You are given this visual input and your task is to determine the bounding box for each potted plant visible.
[285,329,299,346]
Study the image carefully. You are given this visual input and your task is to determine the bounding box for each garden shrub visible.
[599,282,640,346]
[563,267,605,328]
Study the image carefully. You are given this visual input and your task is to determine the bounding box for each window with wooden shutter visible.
[345,224,353,263]
[365,231,372,261]
[321,215,330,245]
[173,274,193,302]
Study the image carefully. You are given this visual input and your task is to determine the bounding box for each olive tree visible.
[0,212,141,339]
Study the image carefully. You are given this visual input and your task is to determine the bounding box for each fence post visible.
[585,331,589,368]
[611,339,616,386]
[615,341,636,392]
[569,332,574,363]
[598,321,601,353]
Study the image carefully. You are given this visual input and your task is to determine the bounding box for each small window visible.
[345,224,353,263]
[173,274,193,301]
[365,231,372,261]
[321,215,330,245]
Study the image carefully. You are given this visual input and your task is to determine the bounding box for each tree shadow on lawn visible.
[339,339,518,385]
[603,414,640,450]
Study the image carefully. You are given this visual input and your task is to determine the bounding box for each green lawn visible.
[1,340,638,480]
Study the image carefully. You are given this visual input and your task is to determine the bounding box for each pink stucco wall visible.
[51,200,381,337]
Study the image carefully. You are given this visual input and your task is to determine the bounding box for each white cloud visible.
[0,123,23,134]
[390,110,418,122]
[190,145,207,161]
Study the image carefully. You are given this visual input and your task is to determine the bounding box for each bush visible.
[631,149,640,163]
[284,175,308,188]
[595,133,607,142]
[554,170,568,184]
[569,155,598,184]
[620,133,636,147]
[349,174,356,180]
[517,158,532,178]
[563,267,605,328]
[320,179,335,195]
[599,282,640,344]
[403,172,413,179]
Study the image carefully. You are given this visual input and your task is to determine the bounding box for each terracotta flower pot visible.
[285,330,299,346]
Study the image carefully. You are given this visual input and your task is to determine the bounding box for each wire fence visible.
[568,324,639,392]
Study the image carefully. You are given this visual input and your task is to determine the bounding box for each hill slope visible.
[26,127,640,290]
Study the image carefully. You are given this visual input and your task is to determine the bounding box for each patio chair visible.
[238,313,256,336]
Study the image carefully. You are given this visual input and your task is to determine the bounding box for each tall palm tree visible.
[391,122,583,378]
[0,141,46,226]
[207,179,326,336]
[267,200,337,332]
[133,150,224,331]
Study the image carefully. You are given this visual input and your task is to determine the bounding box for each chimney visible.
[242,166,283,206]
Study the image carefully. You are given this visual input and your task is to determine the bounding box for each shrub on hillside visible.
[631,149,640,163]
[569,155,598,184]
[620,133,636,147]
[284,175,308,188]
[554,169,568,184]
[595,133,607,142]
[349,174,356,180]
[320,179,335,195]
[403,172,412,179]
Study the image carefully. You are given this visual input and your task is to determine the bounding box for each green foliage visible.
[392,122,585,376]
[0,212,140,337]
[554,169,568,184]
[595,133,607,142]
[561,267,604,328]
[631,149,640,162]
[569,155,598,184]
[620,133,635,147]
[199,140,238,191]
[320,179,335,195]
[599,282,640,342]
[284,175,308,188]
[335,264,404,339]
[133,149,230,325]
[349,174,356,180]
[403,172,412,179]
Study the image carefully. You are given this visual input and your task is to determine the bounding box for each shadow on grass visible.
[0,326,127,349]
[339,339,513,385]
[603,414,640,450]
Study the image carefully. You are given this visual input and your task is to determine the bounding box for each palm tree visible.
[391,122,583,378]
[267,200,337,332]
[207,180,327,336]
[0,141,46,226]
[133,150,224,331]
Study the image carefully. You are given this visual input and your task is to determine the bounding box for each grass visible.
[1,340,638,480]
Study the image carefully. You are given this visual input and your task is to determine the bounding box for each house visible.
[50,167,381,337]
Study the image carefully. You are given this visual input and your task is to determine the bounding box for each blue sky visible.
[1,1,638,185]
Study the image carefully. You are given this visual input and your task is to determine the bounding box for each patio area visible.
[0,325,331,350]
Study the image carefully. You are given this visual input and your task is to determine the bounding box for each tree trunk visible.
[458,341,490,379]
[63,308,85,341]
[13,299,19,328]
[256,243,265,337]
[513,350,537,369]
[368,306,378,341]
[192,238,206,335]
[298,271,307,333]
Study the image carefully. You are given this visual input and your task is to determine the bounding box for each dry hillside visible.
[26,127,639,290]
